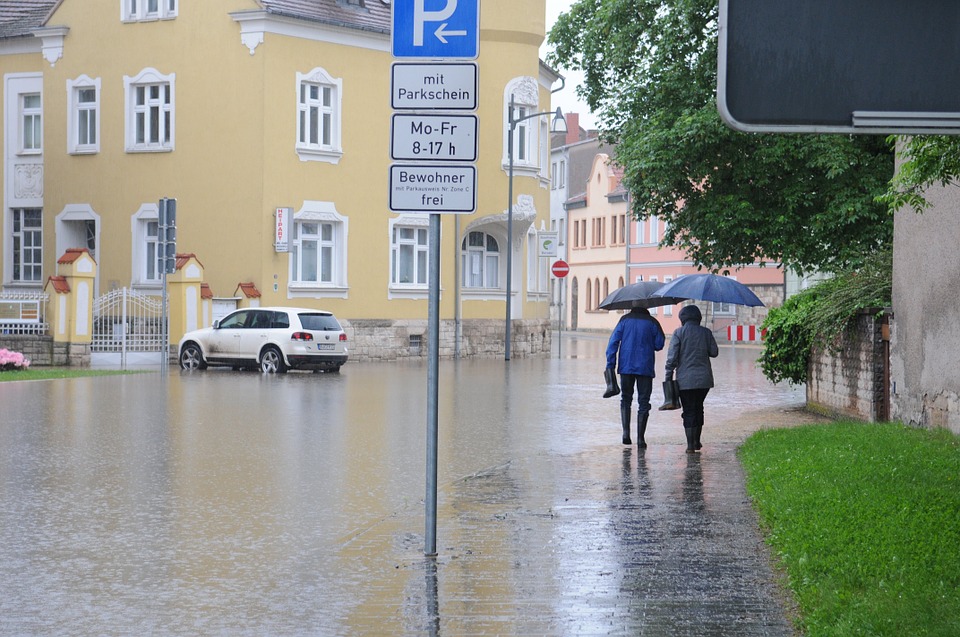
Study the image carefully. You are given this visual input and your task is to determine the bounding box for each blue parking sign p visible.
[392,0,480,59]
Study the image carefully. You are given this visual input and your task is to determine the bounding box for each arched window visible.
[595,277,601,310]
[586,278,593,311]
[461,231,500,288]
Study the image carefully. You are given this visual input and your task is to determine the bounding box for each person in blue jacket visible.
[606,303,665,448]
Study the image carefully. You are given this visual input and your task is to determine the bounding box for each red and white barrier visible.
[727,324,766,342]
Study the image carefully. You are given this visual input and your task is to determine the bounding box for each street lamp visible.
[505,96,566,361]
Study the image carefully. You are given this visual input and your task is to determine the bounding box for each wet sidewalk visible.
[352,405,823,637]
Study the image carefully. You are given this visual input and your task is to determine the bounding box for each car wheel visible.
[179,343,207,370]
[260,347,287,374]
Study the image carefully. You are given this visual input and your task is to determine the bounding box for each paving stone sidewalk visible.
[372,404,832,636]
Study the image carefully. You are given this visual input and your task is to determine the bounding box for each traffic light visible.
[158,198,177,275]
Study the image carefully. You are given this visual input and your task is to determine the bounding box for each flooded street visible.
[0,334,813,636]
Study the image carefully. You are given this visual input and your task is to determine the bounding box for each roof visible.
[0,1,56,39]
[45,275,70,294]
[0,1,392,40]
[236,282,262,298]
[57,247,90,264]
[258,0,391,34]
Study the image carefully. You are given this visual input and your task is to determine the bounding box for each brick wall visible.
[806,310,889,422]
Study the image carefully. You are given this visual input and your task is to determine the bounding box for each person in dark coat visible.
[605,303,665,448]
[664,304,719,453]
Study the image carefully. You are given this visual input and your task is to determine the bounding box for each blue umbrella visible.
[653,274,765,307]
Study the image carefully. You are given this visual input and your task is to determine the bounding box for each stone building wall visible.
[342,318,552,361]
[806,310,889,422]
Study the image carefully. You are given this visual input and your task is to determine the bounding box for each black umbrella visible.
[653,274,765,307]
[599,281,686,310]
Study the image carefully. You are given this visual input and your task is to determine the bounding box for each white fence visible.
[0,291,48,336]
[92,288,165,366]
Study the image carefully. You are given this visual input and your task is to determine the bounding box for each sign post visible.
[551,260,569,358]
[393,0,480,558]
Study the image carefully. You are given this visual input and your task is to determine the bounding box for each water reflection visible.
[0,335,802,635]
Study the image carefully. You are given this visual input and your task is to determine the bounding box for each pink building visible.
[558,128,784,340]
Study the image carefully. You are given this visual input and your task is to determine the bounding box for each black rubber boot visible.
[637,413,649,449]
[621,405,632,445]
[695,426,703,450]
[684,427,697,453]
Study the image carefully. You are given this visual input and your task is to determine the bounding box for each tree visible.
[883,136,960,212]
[547,0,894,273]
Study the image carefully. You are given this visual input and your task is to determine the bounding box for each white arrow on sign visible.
[435,23,467,43]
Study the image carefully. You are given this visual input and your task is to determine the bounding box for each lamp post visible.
[505,95,566,360]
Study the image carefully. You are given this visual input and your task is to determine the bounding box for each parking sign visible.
[392,0,480,59]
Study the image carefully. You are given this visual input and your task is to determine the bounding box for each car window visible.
[298,313,340,331]
[219,310,249,329]
[249,311,271,329]
[272,312,290,329]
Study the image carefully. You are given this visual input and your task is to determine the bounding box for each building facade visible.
[0,0,559,359]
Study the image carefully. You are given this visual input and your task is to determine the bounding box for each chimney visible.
[565,113,580,144]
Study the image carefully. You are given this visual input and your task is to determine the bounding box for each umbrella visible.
[599,281,687,310]
[652,273,765,307]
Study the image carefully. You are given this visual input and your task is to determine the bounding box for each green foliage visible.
[547,0,894,273]
[881,135,960,213]
[740,422,960,636]
[759,249,892,385]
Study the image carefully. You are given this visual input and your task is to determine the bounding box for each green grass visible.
[739,422,960,636]
[0,368,147,382]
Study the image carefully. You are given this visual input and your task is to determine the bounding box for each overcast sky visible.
[541,0,598,129]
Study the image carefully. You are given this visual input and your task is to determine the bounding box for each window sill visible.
[68,148,99,156]
[388,285,430,300]
[126,145,173,154]
[288,284,348,300]
[296,146,343,165]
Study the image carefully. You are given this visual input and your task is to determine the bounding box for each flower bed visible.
[0,348,30,371]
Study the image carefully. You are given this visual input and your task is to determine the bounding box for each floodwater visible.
[0,334,807,636]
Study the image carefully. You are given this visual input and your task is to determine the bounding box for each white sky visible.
[541,0,598,130]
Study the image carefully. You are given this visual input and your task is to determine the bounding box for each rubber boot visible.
[695,426,703,450]
[604,368,621,398]
[637,413,649,449]
[684,427,697,453]
[621,405,632,445]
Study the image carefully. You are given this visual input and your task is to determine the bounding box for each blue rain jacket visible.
[605,309,665,377]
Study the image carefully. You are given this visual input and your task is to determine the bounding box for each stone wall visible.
[806,310,889,422]
[0,335,90,367]
[342,318,552,361]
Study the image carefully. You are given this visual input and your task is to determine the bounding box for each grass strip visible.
[0,368,146,382]
[739,422,960,637]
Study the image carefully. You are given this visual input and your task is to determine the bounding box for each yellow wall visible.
[2,0,554,331]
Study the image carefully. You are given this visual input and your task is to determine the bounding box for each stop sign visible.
[551,260,569,278]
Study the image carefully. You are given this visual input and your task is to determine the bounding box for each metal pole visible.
[505,96,515,361]
[425,213,441,557]
[558,278,563,359]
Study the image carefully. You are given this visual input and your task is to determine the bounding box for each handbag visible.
[658,379,680,410]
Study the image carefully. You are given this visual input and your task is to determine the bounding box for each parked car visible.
[178,307,348,373]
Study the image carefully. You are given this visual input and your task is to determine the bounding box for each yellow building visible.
[0,0,559,360]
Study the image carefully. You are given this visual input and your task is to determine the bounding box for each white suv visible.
[178,307,348,373]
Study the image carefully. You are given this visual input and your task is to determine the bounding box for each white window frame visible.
[503,77,541,177]
[11,208,43,283]
[296,67,343,164]
[288,201,348,299]
[389,214,430,298]
[124,68,175,153]
[67,75,101,154]
[461,230,500,290]
[131,203,163,288]
[122,0,178,22]
[526,229,548,296]
[663,276,674,316]
[20,93,42,155]
[649,275,659,315]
